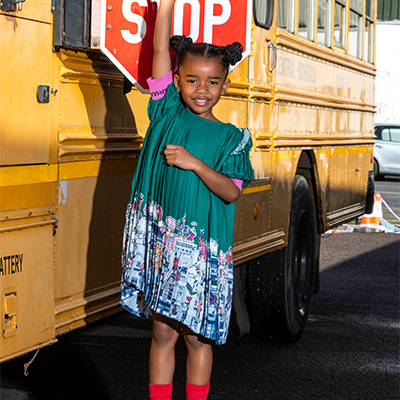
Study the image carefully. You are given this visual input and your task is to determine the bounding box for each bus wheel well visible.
[295,151,321,295]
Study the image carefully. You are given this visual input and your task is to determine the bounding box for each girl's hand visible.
[164,144,241,203]
[164,144,197,171]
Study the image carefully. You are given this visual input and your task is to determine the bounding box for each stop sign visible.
[100,0,253,92]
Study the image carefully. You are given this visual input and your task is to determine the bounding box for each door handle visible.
[268,42,277,72]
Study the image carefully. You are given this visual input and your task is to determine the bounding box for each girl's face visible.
[174,56,230,122]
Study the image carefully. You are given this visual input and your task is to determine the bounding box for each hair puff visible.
[224,42,243,66]
[169,35,193,55]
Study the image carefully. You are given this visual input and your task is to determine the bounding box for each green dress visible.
[121,82,253,344]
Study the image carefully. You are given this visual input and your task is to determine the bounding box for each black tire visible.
[374,159,383,181]
[247,175,318,342]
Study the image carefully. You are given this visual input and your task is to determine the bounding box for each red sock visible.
[186,381,210,400]
[149,383,173,400]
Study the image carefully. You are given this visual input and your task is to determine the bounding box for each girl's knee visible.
[183,327,213,351]
[152,313,180,347]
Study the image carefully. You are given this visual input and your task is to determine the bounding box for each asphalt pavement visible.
[1,233,399,400]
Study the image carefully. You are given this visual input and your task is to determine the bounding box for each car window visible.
[374,127,381,140]
[381,129,390,141]
[390,128,400,143]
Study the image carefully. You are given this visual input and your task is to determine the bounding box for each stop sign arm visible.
[152,0,174,80]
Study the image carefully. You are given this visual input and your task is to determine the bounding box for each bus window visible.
[317,0,327,46]
[298,0,309,39]
[334,0,346,49]
[364,0,375,62]
[348,0,363,58]
[276,0,288,29]
[277,0,295,33]
[253,0,274,30]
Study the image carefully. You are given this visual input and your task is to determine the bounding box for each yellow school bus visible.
[0,0,376,361]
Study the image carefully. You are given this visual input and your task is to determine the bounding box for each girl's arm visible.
[152,0,174,79]
[164,145,241,203]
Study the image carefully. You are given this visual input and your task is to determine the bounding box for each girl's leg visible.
[149,310,181,384]
[183,325,213,387]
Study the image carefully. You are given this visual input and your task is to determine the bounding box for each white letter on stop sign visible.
[121,0,148,44]
[173,0,200,42]
[204,0,231,43]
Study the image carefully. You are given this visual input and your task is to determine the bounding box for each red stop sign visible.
[101,0,253,92]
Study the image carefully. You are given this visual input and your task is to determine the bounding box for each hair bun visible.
[170,35,193,55]
[224,42,243,66]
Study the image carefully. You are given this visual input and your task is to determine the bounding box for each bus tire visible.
[247,175,317,342]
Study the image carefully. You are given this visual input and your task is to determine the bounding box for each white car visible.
[373,124,400,180]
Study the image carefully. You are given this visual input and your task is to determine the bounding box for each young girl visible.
[120,1,254,399]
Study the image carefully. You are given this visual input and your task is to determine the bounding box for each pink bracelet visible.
[147,71,173,100]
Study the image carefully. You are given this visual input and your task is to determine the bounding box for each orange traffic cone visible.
[360,193,383,225]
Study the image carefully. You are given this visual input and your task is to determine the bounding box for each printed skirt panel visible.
[121,195,234,345]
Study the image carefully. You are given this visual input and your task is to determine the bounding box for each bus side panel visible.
[0,225,55,361]
[51,48,143,334]
[269,150,298,237]
[0,14,52,166]
[54,170,134,335]
[1,5,57,359]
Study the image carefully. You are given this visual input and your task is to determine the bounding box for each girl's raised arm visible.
[152,0,174,79]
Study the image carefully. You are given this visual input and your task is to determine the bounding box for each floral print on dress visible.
[121,192,234,345]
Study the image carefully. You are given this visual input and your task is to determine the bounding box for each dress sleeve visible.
[219,128,254,188]
[147,72,181,122]
[231,178,243,191]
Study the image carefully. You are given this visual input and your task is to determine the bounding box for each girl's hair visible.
[169,35,243,72]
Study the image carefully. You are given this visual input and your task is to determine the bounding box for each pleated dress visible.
[121,80,254,344]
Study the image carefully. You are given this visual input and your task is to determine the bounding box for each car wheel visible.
[374,159,383,180]
[247,175,318,342]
